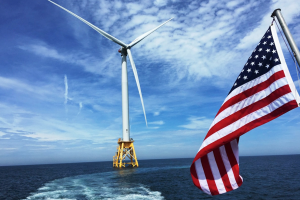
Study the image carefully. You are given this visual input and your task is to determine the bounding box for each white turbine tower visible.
[48,1,173,167]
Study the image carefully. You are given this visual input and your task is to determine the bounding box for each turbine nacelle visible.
[118,47,127,56]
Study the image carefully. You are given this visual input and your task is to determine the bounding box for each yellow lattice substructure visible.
[113,138,139,168]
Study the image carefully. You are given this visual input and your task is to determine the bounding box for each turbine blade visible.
[127,48,148,126]
[48,0,127,47]
[128,18,173,48]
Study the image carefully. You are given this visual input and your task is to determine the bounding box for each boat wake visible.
[26,172,164,200]
[24,170,163,200]
[24,165,190,200]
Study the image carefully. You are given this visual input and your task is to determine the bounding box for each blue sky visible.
[0,0,300,166]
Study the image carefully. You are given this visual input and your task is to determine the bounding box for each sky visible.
[0,0,300,166]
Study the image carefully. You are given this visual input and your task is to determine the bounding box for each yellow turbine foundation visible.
[113,138,139,168]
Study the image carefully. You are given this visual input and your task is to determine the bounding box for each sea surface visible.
[0,155,300,200]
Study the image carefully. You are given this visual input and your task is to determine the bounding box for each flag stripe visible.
[201,155,219,195]
[193,99,298,163]
[201,92,295,151]
[205,84,292,140]
[212,75,288,129]
[213,148,233,192]
[216,70,285,117]
[224,142,242,186]
[194,159,211,194]
[190,162,201,189]
[207,152,227,194]
[230,139,239,164]
[219,145,239,189]
[223,64,283,106]
[199,93,297,159]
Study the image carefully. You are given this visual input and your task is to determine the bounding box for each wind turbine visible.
[48,0,173,167]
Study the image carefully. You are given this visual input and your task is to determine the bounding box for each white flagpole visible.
[271,9,300,67]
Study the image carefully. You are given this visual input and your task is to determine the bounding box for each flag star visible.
[262,55,266,60]
[270,42,274,46]
[263,41,267,45]
[267,35,271,39]
[238,75,241,79]
[258,48,263,51]
[242,69,244,72]
[247,68,251,73]
[251,62,255,66]
[255,55,259,59]
[234,83,237,86]
[255,70,259,74]
[257,42,261,46]
[243,76,248,80]
[249,56,252,59]
[269,57,272,60]
[245,62,248,66]
[266,49,270,52]
[266,64,270,68]
[258,62,262,66]
[272,50,277,53]
[274,58,279,62]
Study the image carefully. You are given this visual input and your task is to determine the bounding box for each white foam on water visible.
[24,165,189,200]
[24,171,164,200]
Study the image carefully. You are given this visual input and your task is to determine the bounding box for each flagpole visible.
[271,9,300,67]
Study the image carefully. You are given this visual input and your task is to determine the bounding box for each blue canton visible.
[229,26,281,94]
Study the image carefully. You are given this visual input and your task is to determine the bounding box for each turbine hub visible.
[118,47,127,56]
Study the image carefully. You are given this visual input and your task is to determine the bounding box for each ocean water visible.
[0,155,300,200]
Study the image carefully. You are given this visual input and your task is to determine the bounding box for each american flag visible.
[190,24,300,196]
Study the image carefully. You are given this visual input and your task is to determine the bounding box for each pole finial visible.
[271,8,281,18]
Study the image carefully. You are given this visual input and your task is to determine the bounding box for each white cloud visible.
[147,126,160,129]
[0,101,119,142]
[19,42,118,78]
[179,117,212,130]
[0,76,60,100]
[20,43,66,60]
[143,7,159,14]
[153,112,160,116]
[152,106,166,116]
[77,102,83,115]
[64,75,68,105]
[154,0,168,7]
[226,0,241,9]
[0,148,17,151]
[126,3,145,15]
[148,120,164,125]
[44,0,300,89]
[236,0,300,50]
